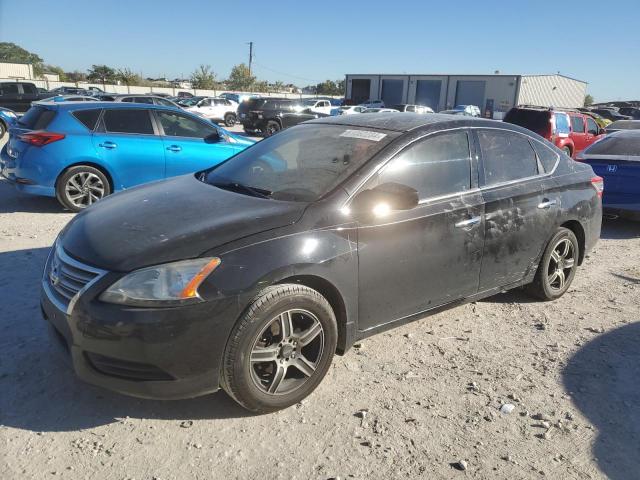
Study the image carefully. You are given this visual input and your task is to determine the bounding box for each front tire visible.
[262,120,281,137]
[0,120,6,139]
[224,113,236,127]
[222,284,337,413]
[56,165,111,212]
[562,146,572,158]
[527,227,579,300]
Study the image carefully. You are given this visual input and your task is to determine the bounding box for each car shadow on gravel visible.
[600,217,640,239]
[0,179,65,214]
[0,247,253,434]
[562,322,640,480]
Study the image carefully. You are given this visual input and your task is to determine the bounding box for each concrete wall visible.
[518,75,587,108]
[0,62,34,80]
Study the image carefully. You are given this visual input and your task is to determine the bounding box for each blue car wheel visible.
[56,165,112,212]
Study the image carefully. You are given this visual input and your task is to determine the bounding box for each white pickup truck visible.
[293,98,333,115]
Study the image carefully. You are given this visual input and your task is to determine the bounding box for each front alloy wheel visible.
[222,284,337,413]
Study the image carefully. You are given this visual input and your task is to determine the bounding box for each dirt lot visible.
[1,159,639,479]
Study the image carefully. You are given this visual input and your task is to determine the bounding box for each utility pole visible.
[248,41,254,76]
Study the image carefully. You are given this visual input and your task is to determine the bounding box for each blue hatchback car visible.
[0,102,254,211]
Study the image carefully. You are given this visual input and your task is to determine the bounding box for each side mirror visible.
[204,130,221,143]
[598,128,606,136]
[350,182,419,216]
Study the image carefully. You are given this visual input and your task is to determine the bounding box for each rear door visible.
[0,83,23,111]
[476,128,558,290]
[356,129,484,330]
[569,114,588,153]
[154,109,239,177]
[92,108,166,188]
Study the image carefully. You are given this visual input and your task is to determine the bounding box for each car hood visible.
[60,174,306,272]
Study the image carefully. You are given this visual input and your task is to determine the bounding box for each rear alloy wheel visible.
[527,227,579,300]
[57,165,111,212]
[224,113,236,127]
[562,146,572,157]
[222,284,337,413]
[263,120,281,137]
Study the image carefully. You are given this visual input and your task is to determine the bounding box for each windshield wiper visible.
[212,181,272,199]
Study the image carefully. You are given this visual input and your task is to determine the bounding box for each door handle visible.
[537,199,558,209]
[98,141,117,149]
[455,216,481,229]
[166,145,182,152]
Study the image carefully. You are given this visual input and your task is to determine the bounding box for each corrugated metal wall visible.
[0,62,34,79]
[517,75,587,108]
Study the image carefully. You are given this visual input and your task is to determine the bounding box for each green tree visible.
[227,63,255,91]
[190,64,217,90]
[43,65,67,81]
[315,79,343,96]
[584,94,594,107]
[0,42,45,76]
[272,80,285,93]
[117,68,141,89]
[253,80,269,93]
[66,70,87,83]
[87,65,116,88]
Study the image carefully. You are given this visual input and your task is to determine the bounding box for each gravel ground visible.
[1,137,639,479]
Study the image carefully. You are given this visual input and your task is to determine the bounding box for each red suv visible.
[504,106,604,158]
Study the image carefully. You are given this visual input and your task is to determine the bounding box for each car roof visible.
[36,101,180,111]
[308,112,504,132]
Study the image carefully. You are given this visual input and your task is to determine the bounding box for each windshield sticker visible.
[339,130,387,142]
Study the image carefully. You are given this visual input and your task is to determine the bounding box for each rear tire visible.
[224,113,236,127]
[56,165,111,212]
[0,120,6,139]
[262,120,281,137]
[222,284,337,413]
[526,227,579,300]
[562,146,572,158]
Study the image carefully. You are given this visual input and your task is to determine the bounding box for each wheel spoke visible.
[564,258,575,269]
[68,178,82,191]
[250,345,280,363]
[550,250,561,265]
[279,311,294,339]
[268,364,287,394]
[293,355,316,377]
[559,240,571,258]
[548,271,559,286]
[298,320,322,346]
[557,269,566,289]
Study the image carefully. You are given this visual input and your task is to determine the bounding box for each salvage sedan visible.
[42,113,602,412]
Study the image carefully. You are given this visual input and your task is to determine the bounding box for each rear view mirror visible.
[204,130,220,143]
[351,182,419,216]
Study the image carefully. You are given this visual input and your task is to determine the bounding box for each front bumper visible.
[40,256,242,400]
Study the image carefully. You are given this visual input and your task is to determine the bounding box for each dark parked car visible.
[42,113,602,413]
[617,107,640,120]
[604,120,640,134]
[49,86,89,96]
[590,108,631,122]
[0,81,52,112]
[238,97,318,136]
[577,130,640,219]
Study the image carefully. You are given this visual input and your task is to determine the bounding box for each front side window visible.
[371,131,471,200]
[103,109,154,134]
[478,130,538,185]
[204,124,399,202]
[22,84,37,94]
[571,115,585,133]
[156,111,216,138]
[134,97,154,104]
[586,118,599,135]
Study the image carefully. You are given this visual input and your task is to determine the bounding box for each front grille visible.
[85,352,175,381]
[45,243,106,312]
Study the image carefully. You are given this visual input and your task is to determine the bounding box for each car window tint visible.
[478,130,538,185]
[72,109,102,130]
[134,97,154,104]
[571,116,585,133]
[121,97,133,102]
[554,113,570,135]
[586,118,599,135]
[155,98,174,107]
[22,84,37,94]
[156,110,216,138]
[103,109,154,134]
[18,106,56,129]
[531,141,559,173]
[375,131,472,199]
[1,83,19,95]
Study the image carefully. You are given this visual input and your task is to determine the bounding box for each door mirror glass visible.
[351,182,419,216]
[204,130,221,143]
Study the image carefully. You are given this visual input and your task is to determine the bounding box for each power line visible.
[251,61,322,84]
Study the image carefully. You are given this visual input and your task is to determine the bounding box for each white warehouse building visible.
[345,73,587,118]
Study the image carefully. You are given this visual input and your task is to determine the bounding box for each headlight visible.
[99,257,221,307]
[5,111,16,118]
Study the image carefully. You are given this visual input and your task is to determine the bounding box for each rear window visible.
[17,106,56,130]
[504,108,551,136]
[244,98,267,110]
[103,109,154,134]
[72,109,102,131]
[583,132,640,157]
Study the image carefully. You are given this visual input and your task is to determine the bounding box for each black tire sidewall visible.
[56,166,111,212]
[563,146,572,157]
[536,228,579,300]
[0,121,5,138]
[223,285,337,413]
[224,113,236,127]
[263,120,280,137]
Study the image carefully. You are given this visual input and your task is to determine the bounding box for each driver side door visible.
[355,129,485,331]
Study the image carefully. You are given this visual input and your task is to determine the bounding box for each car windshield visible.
[202,124,399,202]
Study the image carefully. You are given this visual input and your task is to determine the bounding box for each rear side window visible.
[0,83,19,95]
[72,109,102,131]
[571,116,585,133]
[554,113,570,134]
[103,109,154,134]
[17,106,56,129]
[478,130,538,185]
[532,141,559,172]
[375,131,472,199]
[22,84,37,94]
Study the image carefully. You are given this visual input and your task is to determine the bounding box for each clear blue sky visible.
[1,0,638,101]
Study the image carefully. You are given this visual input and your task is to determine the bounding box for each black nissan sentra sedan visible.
[42,113,602,412]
